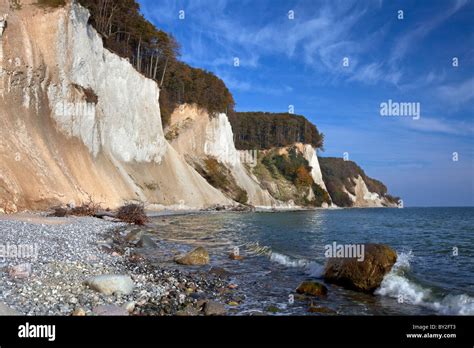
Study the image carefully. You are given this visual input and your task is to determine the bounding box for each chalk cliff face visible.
[165,104,277,207]
[0,1,231,212]
[300,145,327,191]
[319,157,399,208]
[297,143,332,207]
[341,175,395,208]
[0,1,398,212]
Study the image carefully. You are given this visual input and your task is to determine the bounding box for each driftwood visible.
[93,211,117,219]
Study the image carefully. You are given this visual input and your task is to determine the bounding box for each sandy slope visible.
[166,104,277,207]
[0,1,231,212]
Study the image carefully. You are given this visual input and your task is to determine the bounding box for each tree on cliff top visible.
[77,0,234,125]
[319,157,399,207]
[228,112,324,150]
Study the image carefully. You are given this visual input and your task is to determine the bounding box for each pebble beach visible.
[0,214,235,316]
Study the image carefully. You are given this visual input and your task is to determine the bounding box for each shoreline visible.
[0,215,238,316]
[0,210,472,316]
[1,210,472,316]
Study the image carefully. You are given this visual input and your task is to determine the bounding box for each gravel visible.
[0,216,235,316]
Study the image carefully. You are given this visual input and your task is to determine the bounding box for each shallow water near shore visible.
[141,207,474,315]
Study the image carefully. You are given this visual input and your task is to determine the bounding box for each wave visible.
[375,251,474,315]
[269,251,324,277]
[244,241,322,274]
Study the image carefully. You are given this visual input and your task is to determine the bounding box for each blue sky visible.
[138,0,474,207]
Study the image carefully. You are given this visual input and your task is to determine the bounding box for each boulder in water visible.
[137,235,157,248]
[324,243,397,293]
[228,252,244,261]
[296,281,328,297]
[175,247,209,265]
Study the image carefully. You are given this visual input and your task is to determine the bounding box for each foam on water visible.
[269,252,324,277]
[376,251,474,315]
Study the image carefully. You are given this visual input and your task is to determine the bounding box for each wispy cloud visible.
[437,77,474,108]
[220,73,293,96]
[403,117,474,136]
[138,0,474,206]
[348,62,402,85]
[389,0,469,65]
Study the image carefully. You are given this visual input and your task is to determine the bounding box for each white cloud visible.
[139,0,470,91]
[220,73,292,96]
[389,0,469,65]
[437,77,474,107]
[403,117,474,136]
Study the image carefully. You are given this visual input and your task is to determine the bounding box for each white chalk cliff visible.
[0,1,231,212]
[296,143,332,207]
[0,1,396,212]
[165,104,277,207]
[342,175,390,208]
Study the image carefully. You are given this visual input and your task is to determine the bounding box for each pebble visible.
[72,308,86,316]
[85,275,135,295]
[204,301,227,316]
[124,301,136,313]
[93,304,129,316]
[0,218,235,316]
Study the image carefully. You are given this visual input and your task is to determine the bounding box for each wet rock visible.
[176,305,201,316]
[308,305,336,314]
[209,267,230,278]
[93,304,129,316]
[233,295,246,302]
[137,235,157,248]
[294,294,308,301]
[204,301,226,316]
[190,292,206,301]
[296,281,328,297]
[265,305,280,313]
[195,299,207,309]
[324,243,397,293]
[85,275,134,295]
[228,253,244,261]
[124,229,144,243]
[175,247,209,266]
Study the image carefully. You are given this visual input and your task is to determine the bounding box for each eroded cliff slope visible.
[0,1,232,212]
[0,1,398,212]
[165,104,277,207]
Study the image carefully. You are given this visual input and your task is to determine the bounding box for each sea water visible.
[147,207,474,315]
